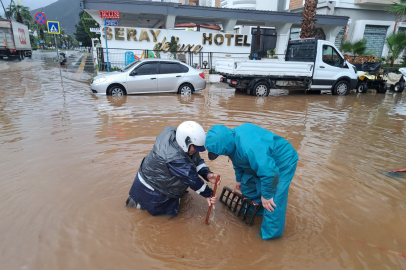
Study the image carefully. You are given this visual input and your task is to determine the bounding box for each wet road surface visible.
[1,51,406,270]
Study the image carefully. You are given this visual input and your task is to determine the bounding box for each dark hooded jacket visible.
[139,126,212,199]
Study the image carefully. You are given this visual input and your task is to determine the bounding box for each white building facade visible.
[208,0,405,58]
[286,0,406,57]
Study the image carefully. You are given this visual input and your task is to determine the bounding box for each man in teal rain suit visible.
[205,123,299,240]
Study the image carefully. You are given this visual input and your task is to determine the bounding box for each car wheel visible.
[251,81,270,96]
[107,85,126,96]
[394,82,405,93]
[332,80,350,95]
[356,82,368,93]
[377,84,387,94]
[178,83,194,95]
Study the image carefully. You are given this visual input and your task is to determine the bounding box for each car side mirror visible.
[131,71,137,76]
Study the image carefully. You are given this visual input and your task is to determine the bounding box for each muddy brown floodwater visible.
[1,53,406,270]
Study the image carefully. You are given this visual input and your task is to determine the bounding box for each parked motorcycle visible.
[356,62,388,94]
[59,52,67,65]
[389,67,406,93]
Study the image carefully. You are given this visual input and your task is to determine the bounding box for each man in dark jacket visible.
[126,121,220,216]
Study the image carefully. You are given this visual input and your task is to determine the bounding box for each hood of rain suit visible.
[205,125,235,156]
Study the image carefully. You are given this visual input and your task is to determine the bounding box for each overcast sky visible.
[1,0,58,16]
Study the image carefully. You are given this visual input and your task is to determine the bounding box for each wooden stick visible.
[205,175,220,225]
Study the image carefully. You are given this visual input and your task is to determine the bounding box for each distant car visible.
[91,59,206,96]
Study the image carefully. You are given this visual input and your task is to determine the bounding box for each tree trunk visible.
[300,0,318,39]
[391,59,394,67]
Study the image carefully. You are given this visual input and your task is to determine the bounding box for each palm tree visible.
[300,0,318,38]
[340,39,375,56]
[386,32,406,67]
[5,0,32,27]
[388,0,406,33]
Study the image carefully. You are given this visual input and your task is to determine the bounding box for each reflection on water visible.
[1,55,406,269]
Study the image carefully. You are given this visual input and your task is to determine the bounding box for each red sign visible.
[18,28,26,44]
[35,12,47,25]
[99,10,120,19]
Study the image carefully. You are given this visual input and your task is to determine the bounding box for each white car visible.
[91,59,207,95]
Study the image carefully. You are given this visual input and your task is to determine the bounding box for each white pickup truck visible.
[216,37,358,96]
[0,19,32,60]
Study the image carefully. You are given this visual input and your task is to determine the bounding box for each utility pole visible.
[0,0,7,18]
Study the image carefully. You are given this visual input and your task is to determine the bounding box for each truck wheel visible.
[394,82,405,93]
[0,56,3,60]
[356,82,368,93]
[18,52,22,61]
[332,80,349,95]
[377,84,387,94]
[251,82,270,97]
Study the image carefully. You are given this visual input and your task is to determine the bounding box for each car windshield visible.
[121,61,140,72]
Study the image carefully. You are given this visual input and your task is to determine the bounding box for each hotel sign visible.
[102,27,251,54]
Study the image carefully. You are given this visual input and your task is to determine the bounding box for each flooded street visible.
[1,52,406,270]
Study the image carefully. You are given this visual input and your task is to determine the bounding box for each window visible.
[180,64,189,73]
[160,63,189,74]
[322,45,343,67]
[160,63,182,74]
[135,62,158,75]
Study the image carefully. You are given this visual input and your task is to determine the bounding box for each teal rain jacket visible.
[205,123,299,239]
[205,123,298,199]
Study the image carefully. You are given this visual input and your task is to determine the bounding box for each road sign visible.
[35,12,47,25]
[40,40,44,43]
[47,21,60,34]
[37,45,40,49]
[105,20,118,26]
[90,28,101,33]
[79,42,82,45]
[36,41,40,45]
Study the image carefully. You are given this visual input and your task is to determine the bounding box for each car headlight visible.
[352,66,357,74]
[92,77,107,85]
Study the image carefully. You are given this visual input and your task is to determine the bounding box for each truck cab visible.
[287,38,358,93]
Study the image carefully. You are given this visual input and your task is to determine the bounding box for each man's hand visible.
[207,173,221,186]
[233,182,241,193]
[261,196,277,212]
[206,196,217,209]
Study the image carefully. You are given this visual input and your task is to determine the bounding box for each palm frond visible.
[388,0,406,17]
[340,41,353,53]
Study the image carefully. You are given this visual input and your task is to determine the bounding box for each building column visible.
[221,19,237,33]
[321,25,344,44]
[273,23,293,61]
[165,15,176,29]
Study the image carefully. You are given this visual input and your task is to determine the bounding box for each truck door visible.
[312,43,344,90]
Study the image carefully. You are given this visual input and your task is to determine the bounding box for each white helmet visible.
[176,121,206,152]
